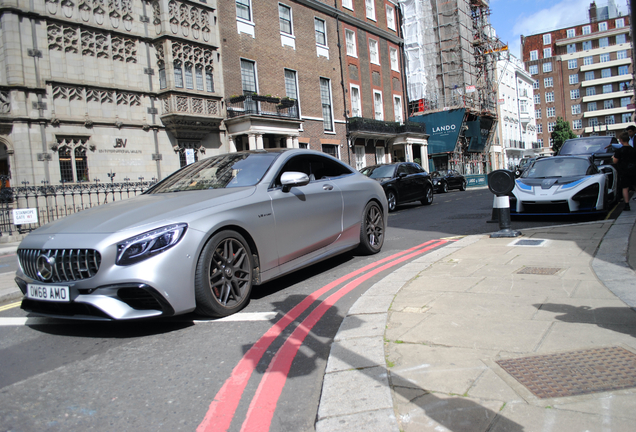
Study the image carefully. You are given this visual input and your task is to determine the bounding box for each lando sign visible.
[408,109,465,154]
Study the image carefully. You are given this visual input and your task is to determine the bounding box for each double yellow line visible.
[0,301,21,312]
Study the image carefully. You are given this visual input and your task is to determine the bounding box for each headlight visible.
[117,223,187,266]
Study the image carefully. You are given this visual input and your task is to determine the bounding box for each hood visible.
[30,187,256,235]
[518,176,589,190]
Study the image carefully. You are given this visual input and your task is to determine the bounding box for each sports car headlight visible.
[116,223,187,266]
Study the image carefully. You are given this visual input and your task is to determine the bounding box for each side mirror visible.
[398,172,407,179]
[281,171,310,193]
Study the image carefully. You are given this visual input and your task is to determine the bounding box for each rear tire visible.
[358,201,384,255]
[459,180,467,191]
[194,230,253,318]
[421,184,434,206]
[386,190,397,212]
[441,182,448,193]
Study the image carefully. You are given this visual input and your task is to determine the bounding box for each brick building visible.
[521,3,634,151]
[218,0,427,169]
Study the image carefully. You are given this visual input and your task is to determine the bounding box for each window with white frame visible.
[604,99,614,109]
[375,146,385,164]
[567,28,576,38]
[373,90,383,120]
[616,34,626,44]
[567,59,577,69]
[355,145,365,170]
[545,92,554,103]
[529,65,538,75]
[534,94,540,104]
[530,50,538,61]
[569,74,579,84]
[584,56,593,65]
[543,48,551,58]
[616,18,625,28]
[369,39,379,64]
[571,104,581,115]
[537,138,543,146]
[365,0,375,21]
[623,113,632,123]
[543,62,552,73]
[570,88,580,99]
[390,47,399,71]
[537,123,543,133]
[599,37,609,48]
[582,25,591,35]
[586,87,596,96]
[585,71,594,81]
[240,59,257,94]
[320,77,333,131]
[284,69,299,114]
[572,119,582,129]
[543,34,551,45]
[546,107,555,117]
[567,44,576,54]
[587,101,597,111]
[350,84,361,117]
[621,97,631,107]
[544,77,553,87]
[386,5,396,30]
[602,84,613,93]
[548,122,556,132]
[279,4,292,35]
[601,68,611,78]
[598,22,607,31]
[617,50,627,59]
[588,118,599,127]
[236,0,251,21]
[342,0,353,10]
[535,108,541,118]
[533,80,539,89]
[315,18,326,46]
[393,95,403,123]
[582,40,592,50]
[345,29,357,57]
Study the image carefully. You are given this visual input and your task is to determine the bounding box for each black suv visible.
[360,162,434,212]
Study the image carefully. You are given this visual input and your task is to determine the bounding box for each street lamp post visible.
[107,170,116,184]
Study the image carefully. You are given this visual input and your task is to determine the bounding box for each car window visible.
[273,154,353,186]
[148,152,280,193]
[405,164,421,175]
[560,138,617,155]
[522,158,596,178]
[397,165,408,176]
[360,165,396,179]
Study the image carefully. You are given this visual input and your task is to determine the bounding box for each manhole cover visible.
[517,267,562,275]
[514,239,546,246]
[496,347,636,399]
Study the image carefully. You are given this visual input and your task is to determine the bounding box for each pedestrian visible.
[612,131,636,211]
[627,125,635,147]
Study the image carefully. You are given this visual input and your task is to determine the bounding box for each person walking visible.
[612,131,636,211]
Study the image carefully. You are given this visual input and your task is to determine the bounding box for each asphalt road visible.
[0,187,608,432]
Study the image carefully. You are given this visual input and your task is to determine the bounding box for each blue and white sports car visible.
[510,156,618,215]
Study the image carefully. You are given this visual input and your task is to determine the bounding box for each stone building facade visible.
[0,0,224,187]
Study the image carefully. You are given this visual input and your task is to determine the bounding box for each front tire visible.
[194,230,254,318]
[421,184,434,206]
[441,181,448,193]
[386,190,397,212]
[358,201,384,255]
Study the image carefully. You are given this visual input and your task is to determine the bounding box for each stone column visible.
[286,136,293,148]
[248,134,257,150]
[255,134,264,150]
[293,137,299,148]
[405,144,413,162]
[228,135,237,153]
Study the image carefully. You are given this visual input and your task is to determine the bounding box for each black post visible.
[487,170,521,238]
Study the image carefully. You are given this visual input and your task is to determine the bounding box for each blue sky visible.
[489,0,630,58]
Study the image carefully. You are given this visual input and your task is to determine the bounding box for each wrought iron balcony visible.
[226,94,299,119]
[347,117,426,135]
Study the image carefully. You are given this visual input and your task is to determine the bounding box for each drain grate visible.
[497,346,636,399]
[517,266,562,275]
[514,239,546,246]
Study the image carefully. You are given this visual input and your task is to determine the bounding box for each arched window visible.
[184,63,194,89]
[205,67,214,92]
[174,60,183,88]
[195,66,204,91]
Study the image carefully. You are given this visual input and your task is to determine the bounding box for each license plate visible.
[26,284,71,302]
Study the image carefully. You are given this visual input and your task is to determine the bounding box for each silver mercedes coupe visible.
[15,149,387,320]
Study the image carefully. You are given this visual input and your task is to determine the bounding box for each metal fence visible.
[0,176,156,236]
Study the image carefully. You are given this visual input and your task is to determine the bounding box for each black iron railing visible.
[348,117,426,135]
[226,94,299,119]
[0,176,156,236]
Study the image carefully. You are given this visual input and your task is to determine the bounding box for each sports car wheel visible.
[358,201,384,255]
[459,180,467,191]
[441,182,448,193]
[194,230,253,317]
[421,184,434,206]
[386,190,397,212]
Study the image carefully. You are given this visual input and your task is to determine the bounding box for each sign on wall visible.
[13,209,38,225]
[185,149,196,165]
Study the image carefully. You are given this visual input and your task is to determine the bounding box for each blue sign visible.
[409,108,465,154]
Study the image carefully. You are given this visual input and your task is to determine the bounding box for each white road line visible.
[0,312,278,326]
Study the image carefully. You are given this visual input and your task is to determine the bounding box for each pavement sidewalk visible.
[317,211,636,432]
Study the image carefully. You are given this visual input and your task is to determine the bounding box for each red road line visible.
[196,239,442,432]
[240,240,449,432]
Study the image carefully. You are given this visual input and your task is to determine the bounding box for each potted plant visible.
[279,97,295,108]
[228,94,246,103]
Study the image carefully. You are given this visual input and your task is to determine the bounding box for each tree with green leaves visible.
[550,117,577,154]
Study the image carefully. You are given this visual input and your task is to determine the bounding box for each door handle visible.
[323,184,334,191]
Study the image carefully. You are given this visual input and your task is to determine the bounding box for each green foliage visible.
[550,117,577,154]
